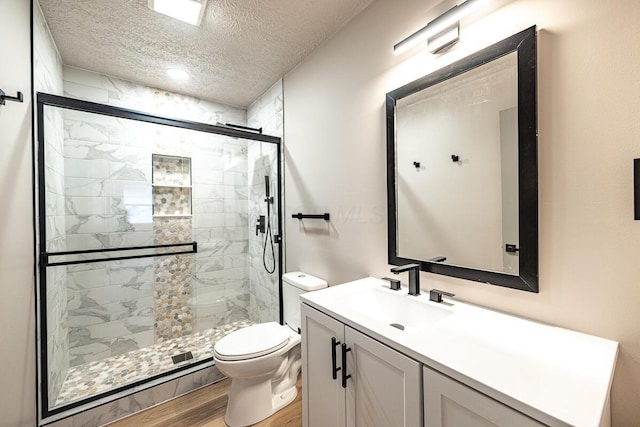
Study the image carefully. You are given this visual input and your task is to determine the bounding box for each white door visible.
[345,326,422,427]
[301,304,346,427]
[423,367,544,427]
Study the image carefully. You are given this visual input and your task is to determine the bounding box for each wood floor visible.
[106,376,302,427]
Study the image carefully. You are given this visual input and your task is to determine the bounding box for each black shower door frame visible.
[35,92,284,421]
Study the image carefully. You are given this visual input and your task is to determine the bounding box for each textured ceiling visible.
[39,0,374,107]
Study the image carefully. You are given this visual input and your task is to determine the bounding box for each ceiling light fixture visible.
[167,68,189,80]
[148,0,208,26]
[393,0,490,55]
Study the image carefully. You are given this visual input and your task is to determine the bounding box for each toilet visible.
[213,272,328,427]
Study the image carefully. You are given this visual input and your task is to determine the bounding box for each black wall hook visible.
[0,89,24,106]
[413,161,421,168]
[451,155,459,162]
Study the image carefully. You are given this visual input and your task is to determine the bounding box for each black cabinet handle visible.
[341,343,352,388]
[331,337,341,380]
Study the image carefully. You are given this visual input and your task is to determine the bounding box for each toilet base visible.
[214,323,303,426]
[224,376,298,427]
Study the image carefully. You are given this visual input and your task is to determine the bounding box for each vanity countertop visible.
[300,277,618,427]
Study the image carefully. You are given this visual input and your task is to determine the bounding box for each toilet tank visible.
[282,272,328,333]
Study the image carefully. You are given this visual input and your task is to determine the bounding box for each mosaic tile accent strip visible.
[247,79,282,324]
[54,319,254,407]
[153,217,194,342]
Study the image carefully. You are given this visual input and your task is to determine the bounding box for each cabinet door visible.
[345,326,422,427]
[423,367,545,427]
[301,304,346,427]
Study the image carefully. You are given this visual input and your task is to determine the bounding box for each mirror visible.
[386,26,538,292]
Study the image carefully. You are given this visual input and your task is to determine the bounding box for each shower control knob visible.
[256,216,266,235]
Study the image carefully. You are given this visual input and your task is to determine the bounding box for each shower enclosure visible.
[35,93,282,420]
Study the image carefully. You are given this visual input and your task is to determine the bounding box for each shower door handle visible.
[42,241,198,267]
[331,337,341,380]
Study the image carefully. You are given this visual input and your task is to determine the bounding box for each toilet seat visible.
[214,322,291,361]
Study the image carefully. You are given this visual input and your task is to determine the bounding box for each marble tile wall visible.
[60,69,252,366]
[62,110,157,367]
[66,258,155,367]
[247,79,283,323]
[34,2,68,405]
[191,137,251,332]
[247,79,284,138]
[34,2,63,96]
[63,66,246,127]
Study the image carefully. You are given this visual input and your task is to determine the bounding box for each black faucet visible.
[390,264,421,296]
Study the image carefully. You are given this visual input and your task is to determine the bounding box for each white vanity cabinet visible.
[301,277,618,427]
[301,303,421,427]
[423,367,545,427]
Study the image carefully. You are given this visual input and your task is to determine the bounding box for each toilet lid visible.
[214,322,291,361]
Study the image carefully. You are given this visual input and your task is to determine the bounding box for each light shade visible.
[148,0,208,26]
[427,22,460,54]
[394,0,489,55]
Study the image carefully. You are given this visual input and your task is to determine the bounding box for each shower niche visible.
[152,154,193,217]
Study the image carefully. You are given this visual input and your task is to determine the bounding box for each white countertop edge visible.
[301,277,619,427]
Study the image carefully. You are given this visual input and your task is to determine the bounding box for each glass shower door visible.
[36,94,282,418]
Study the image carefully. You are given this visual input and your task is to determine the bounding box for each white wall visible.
[0,0,36,425]
[283,0,640,424]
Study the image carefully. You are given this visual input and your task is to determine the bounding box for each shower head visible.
[265,175,270,198]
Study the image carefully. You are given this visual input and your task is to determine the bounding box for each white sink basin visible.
[348,285,451,333]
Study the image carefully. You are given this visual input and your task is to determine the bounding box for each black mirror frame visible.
[386,26,538,292]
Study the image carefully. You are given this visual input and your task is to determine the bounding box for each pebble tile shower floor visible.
[55,319,255,406]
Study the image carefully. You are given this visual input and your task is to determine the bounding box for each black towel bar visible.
[0,88,24,106]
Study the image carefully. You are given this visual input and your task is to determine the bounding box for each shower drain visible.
[171,351,194,365]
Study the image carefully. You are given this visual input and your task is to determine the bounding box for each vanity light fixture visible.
[148,0,208,26]
[393,0,490,55]
[167,68,190,80]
